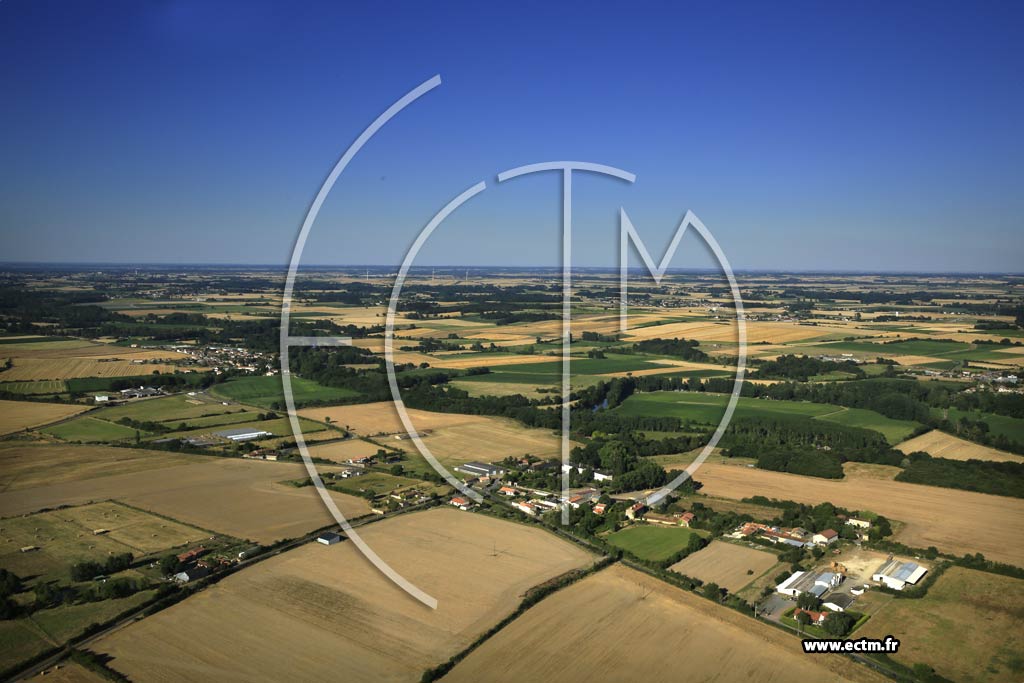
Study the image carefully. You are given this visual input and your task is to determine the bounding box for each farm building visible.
[177,547,207,563]
[872,559,928,590]
[812,529,839,545]
[455,462,506,478]
[845,517,871,529]
[644,512,681,526]
[679,512,695,527]
[498,486,519,497]
[173,566,210,583]
[822,593,855,612]
[317,532,342,545]
[214,427,273,442]
[593,503,607,515]
[776,570,844,598]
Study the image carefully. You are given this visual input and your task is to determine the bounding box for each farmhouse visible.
[793,608,828,625]
[498,486,519,497]
[317,532,342,545]
[456,462,506,478]
[776,570,844,598]
[514,501,537,516]
[593,503,607,515]
[679,512,695,527]
[449,496,473,511]
[872,559,928,590]
[845,517,871,529]
[214,427,273,442]
[625,503,647,520]
[812,529,839,545]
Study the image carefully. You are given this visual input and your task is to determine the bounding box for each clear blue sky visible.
[1,1,1021,271]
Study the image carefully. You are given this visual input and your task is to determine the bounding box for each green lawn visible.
[42,416,142,443]
[816,407,920,444]
[607,524,707,562]
[208,375,360,409]
[99,394,244,422]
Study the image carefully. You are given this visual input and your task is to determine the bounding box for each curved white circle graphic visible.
[282,76,746,611]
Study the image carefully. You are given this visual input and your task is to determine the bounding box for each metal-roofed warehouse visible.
[213,427,273,442]
[872,559,928,590]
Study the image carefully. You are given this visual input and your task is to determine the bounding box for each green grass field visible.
[934,407,1024,443]
[815,407,920,444]
[607,524,708,562]
[99,394,244,422]
[41,415,142,442]
[153,415,328,442]
[616,392,919,443]
[208,375,360,409]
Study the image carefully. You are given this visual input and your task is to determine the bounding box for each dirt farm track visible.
[689,463,1024,567]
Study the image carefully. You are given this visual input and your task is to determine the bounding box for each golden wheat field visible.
[668,540,780,593]
[441,564,887,683]
[0,400,90,435]
[93,508,595,682]
[0,443,195,492]
[686,463,1024,566]
[896,430,1024,463]
[0,454,370,544]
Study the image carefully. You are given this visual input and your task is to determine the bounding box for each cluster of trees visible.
[752,354,865,381]
[0,569,21,619]
[626,338,708,362]
[750,446,845,479]
[896,452,1024,498]
[570,440,670,492]
[70,553,133,582]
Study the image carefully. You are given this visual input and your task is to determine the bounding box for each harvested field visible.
[896,430,1024,463]
[685,463,1024,566]
[669,540,779,592]
[0,502,208,583]
[842,462,902,480]
[859,567,1024,683]
[305,438,383,462]
[0,457,370,544]
[442,564,886,683]
[0,358,184,382]
[28,662,107,682]
[94,508,595,682]
[298,403,564,464]
[0,443,194,492]
[625,320,855,344]
[0,400,89,435]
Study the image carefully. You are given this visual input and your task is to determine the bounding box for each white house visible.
[845,518,871,529]
[812,529,839,545]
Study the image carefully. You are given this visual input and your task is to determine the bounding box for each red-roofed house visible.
[449,497,472,510]
[793,608,828,625]
[812,529,839,545]
[593,503,607,515]
[679,512,696,527]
